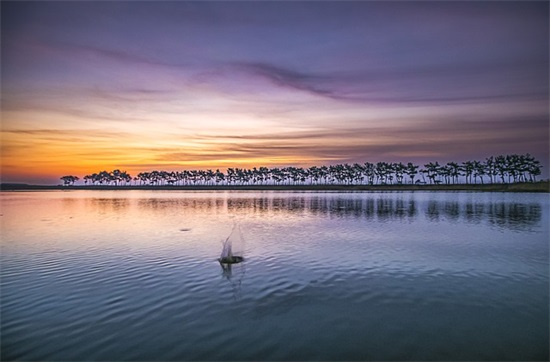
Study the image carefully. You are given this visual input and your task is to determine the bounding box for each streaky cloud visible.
[227,60,548,106]
[154,115,548,168]
[198,116,548,143]
[232,62,339,99]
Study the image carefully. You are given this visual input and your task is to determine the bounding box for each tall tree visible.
[404,162,419,184]
[60,175,79,186]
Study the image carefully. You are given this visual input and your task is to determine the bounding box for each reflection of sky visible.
[1,2,548,183]
[2,191,548,361]
[3,189,548,304]
[2,191,548,296]
[2,190,546,241]
[2,192,548,358]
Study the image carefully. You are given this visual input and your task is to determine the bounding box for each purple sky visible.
[1,1,549,184]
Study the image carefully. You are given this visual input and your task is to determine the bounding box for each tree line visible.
[60,153,542,186]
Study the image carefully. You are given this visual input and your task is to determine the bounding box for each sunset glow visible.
[1,1,548,184]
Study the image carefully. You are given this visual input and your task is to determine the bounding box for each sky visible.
[1,1,548,184]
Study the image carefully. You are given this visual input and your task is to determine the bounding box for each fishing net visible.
[219,223,245,264]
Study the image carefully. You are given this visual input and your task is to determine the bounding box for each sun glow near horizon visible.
[2,103,549,184]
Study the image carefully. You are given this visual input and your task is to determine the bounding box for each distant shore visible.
[1,181,548,192]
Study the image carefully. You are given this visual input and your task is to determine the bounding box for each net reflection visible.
[220,262,245,300]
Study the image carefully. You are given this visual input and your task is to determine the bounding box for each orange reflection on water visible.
[2,191,542,253]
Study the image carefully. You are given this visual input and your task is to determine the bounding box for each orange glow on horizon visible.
[2,88,548,184]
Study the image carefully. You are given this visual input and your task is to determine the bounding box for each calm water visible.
[1,191,548,361]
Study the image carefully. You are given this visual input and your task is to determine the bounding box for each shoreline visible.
[1,181,548,192]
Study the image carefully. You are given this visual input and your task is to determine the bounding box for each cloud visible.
[226,60,548,106]
[2,1,548,183]
[232,62,340,99]
[2,128,129,141]
[152,116,549,167]
[198,116,548,142]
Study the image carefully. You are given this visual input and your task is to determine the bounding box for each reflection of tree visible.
[443,202,460,221]
[464,203,485,223]
[228,195,423,221]
[137,198,220,213]
[486,203,541,230]
[88,198,130,212]
[427,201,440,221]
[365,199,376,219]
[377,199,395,221]
[130,195,542,232]
[425,200,540,230]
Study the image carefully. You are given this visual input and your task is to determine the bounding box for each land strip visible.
[1,182,549,192]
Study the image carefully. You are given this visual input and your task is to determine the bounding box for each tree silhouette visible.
[69,154,543,187]
[423,162,441,184]
[472,161,485,184]
[60,175,79,186]
[404,162,419,184]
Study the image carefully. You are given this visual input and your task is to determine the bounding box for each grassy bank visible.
[2,181,549,192]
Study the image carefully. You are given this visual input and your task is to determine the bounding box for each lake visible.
[1,191,548,361]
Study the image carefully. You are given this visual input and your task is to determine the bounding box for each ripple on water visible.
[1,191,548,361]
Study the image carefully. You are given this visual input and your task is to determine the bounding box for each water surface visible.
[1,191,548,360]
